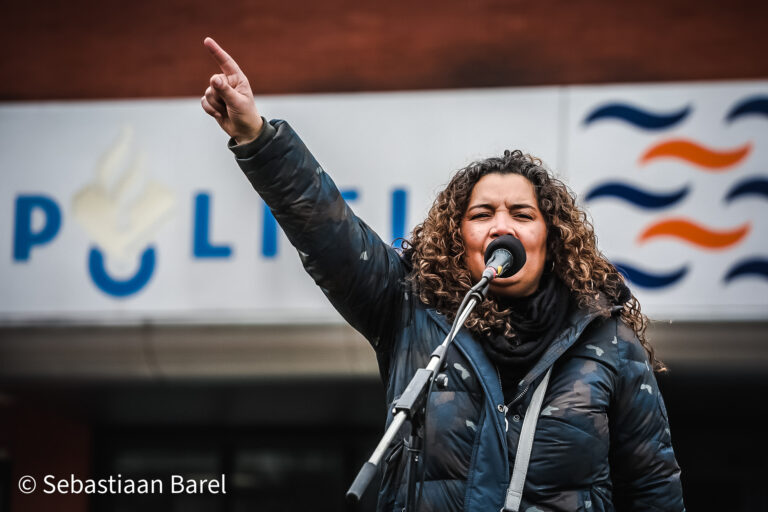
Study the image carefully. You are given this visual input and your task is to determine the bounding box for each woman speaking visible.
[201,37,684,512]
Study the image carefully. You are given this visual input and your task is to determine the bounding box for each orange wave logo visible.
[638,218,750,249]
[640,139,751,169]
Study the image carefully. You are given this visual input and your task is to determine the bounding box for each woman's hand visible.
[202,37,264,145]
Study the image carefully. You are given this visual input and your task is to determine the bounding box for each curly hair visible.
[401,149,665,372]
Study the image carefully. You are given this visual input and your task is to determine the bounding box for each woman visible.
[201,37,684,511]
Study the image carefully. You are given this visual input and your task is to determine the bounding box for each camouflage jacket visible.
[230,119,685,512]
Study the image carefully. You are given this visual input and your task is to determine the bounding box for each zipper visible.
[495,367,510,432]
[509,382,532,408]
[496,366,532,410]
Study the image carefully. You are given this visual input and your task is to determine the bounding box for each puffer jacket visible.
[230,119,685,512]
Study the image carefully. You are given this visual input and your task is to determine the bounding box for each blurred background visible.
[1,1,767,511]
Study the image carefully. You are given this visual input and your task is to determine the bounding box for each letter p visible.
[13,195,62,261]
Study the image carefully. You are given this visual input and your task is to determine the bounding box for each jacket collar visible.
[425,297,621,408]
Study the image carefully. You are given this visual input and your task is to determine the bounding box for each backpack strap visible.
[502,366,553,512]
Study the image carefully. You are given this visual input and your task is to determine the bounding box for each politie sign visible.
[1,90,560,324]
[2,82,766,324]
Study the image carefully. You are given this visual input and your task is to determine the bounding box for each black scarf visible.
[482,272,571,403]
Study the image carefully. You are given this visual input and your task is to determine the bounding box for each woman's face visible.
[460,173,548,298]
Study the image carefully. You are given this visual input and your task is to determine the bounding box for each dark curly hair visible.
[401,149,665,372]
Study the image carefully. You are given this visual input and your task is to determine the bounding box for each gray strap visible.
[502,367,553,512]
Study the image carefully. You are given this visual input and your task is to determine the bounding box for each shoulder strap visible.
[502,366,553,512]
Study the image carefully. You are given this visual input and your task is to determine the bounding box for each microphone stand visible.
[346,274,492,509]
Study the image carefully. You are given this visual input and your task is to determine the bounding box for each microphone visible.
[482,235,526,280]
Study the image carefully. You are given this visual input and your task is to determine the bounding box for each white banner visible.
[1,81,766,323]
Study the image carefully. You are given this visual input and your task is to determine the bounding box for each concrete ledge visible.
[1,321,766,381]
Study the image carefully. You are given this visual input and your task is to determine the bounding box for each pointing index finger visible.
[204,37,242,76]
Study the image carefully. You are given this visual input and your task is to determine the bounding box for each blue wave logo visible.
[725,176,768,202]
[725,96,768,123]
[583,103,691,130]
[585,181,689,209]
[724,258,768,282]
[613,261,688,288]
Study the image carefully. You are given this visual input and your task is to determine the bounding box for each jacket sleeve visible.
[609,322,685,511]
[229,119,407,352]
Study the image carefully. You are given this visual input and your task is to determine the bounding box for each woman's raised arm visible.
[201,38,408,353]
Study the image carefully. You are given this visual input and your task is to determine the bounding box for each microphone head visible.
[483,235,527,278]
